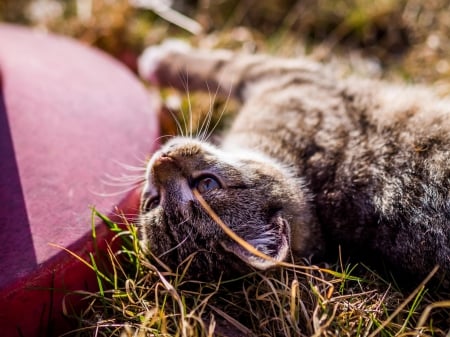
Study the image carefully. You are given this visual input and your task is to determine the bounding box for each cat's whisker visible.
[162,93,185,137]
[113,166,145,174]
[199,110,213,142]
[103,171,145,180]
[102,177,143,185]
[174,73,187,137]
[194,82,209,140]
[155,134,177,144]
[100,179,145,188]
[164,76,185,137]
[207,73,232,139]
[95,168,146,198]
[198,81,219,142]
[196,81,212,141]
[90,183,143,198]
[168,107,185,137]
[178,71,194,138]
[186,84,194,139]
[203,81,233,142]
[111,159,147,173]
[101,171,145,185]
[101,177,145,188]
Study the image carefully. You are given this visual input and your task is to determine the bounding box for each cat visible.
[137,41,450,284]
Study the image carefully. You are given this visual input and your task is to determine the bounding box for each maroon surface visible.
[0,24,159,336]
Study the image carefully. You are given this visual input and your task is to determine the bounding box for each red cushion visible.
[0,24,158,336]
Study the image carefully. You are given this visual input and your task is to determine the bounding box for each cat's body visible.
[138,43,450,283]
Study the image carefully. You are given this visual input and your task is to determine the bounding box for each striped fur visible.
[138,44,450,284]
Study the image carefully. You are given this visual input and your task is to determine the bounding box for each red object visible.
[0,24,159,336]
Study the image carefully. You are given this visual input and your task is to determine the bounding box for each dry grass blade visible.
[416,300,450,332]
[192,188,277,264]
[153,268,190,337]
[367,265,439,337]
[209,305,255,336]
[49,242,112,285]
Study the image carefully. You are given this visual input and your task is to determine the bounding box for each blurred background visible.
[3,0,449,137]
[0,0,450,86]
[1,0,449,91]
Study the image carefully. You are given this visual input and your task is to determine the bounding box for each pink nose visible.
[153,153,175,167]
[152,153,180,183]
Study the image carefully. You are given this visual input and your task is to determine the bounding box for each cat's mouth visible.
[193,189,290,271]
[219,228,290,271]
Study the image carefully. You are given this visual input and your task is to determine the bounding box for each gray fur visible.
[138,46,450,282]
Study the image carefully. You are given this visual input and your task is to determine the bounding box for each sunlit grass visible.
[62,209,449,337]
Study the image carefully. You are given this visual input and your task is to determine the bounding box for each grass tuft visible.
[63,209,449,337]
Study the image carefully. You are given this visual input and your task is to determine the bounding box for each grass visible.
[2,1,450,336]
[62,208,449,337]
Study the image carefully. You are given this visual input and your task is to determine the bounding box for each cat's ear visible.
[221,214,290,270]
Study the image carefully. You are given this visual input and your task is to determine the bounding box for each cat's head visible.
[139,137,317,280]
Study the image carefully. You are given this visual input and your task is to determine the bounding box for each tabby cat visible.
[137,41,450,283]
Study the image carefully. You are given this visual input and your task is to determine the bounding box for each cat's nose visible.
[153,152,176,168]
[151,152,180,184]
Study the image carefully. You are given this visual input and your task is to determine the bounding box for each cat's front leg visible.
[139,41,324,101]
[138,40,239,97]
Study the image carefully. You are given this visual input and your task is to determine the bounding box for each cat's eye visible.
[142,195,160,213]
[195,176,221,194]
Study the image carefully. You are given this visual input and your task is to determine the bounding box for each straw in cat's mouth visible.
[193,187,297,271]
[192,188,278,265]
[192,188,368,277]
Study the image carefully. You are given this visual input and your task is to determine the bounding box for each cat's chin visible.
[220,214,291,270]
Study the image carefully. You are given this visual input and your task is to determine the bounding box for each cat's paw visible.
[138,39,191,84]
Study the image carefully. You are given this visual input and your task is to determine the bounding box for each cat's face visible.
[139,137,313,280]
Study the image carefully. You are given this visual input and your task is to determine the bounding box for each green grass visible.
[61,211,449,337]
